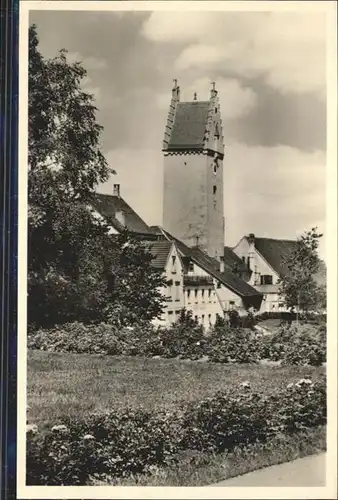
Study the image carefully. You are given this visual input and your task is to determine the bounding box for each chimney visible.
[113,184,120,197]
[247,233,255,244]
[220,256,225,273]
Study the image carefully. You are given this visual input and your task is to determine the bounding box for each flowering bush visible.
[28,321,326,366]
[26,377,326,485]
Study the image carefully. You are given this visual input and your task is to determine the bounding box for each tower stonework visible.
[162,82,225,260]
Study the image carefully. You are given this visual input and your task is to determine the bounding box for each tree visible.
[175,308,199,328]
[105,233,166,327]
[278,228,326,317]
[28,26,165,328]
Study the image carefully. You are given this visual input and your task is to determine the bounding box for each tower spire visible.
[211,81,217,98]
[172,78,180,101]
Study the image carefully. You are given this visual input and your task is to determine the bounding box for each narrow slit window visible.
[213,185,217,195]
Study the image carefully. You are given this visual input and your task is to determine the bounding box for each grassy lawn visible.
[27,350,325,432]
[259,319,323,335]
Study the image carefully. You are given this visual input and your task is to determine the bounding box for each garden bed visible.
[27,350,325,431]
[27,370,326,485]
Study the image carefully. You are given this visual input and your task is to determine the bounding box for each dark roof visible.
[254,238,297,277]
[158,228,262,300]
[146,241,173,270]
[224,246,249,274]
[91,193,151,234]
[254,237,326,285]
[168,101,210,150]
[189,247,262,299]
[159,228,193,257]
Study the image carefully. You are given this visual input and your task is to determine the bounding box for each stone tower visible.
[162,80,225,260]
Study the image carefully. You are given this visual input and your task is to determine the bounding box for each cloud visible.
[98,148,163,226]
[156,77,257,120]
[142,11,326,97]
[224,143,326,254]
[66,51,108,71]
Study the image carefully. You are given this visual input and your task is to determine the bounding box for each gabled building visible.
[89,183,156,240]
[146,240,185,326]
[232,234,326,312]
[150,226,263,327]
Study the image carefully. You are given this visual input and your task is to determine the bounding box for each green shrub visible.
[207,327,261,364]
[26,378,326,485]
[28,321,326,366]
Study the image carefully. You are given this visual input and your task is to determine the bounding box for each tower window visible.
[213,185,217,195]
[215,107,217,114]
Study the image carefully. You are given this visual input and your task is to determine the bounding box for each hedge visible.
[28,321,327,366]
[26,377,326,485]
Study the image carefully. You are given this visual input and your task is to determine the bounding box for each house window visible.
[208,314,212,324]
[201,314,205,323]
[189,262,194,272]
[172,256,176,265]
[168,311,173,315]
[194,315,198,323]
[213,185,217,195]
[208,289,212,298]
[260,275,273,285]
[217,281,221,289]
[194,289,198,298]
[201,289,205,300]
[187,289,191,299]
[242,256,246,262]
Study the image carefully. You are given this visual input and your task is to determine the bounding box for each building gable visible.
[91,190,151,235]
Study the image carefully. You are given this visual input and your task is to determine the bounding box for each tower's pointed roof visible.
[168,101,210,150]
[163,80,223,152]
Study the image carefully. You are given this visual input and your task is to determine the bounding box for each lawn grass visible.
[27,350,325,432]
[259,318,323,335]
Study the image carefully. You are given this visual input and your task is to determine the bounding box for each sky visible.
[29,9,327,259]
